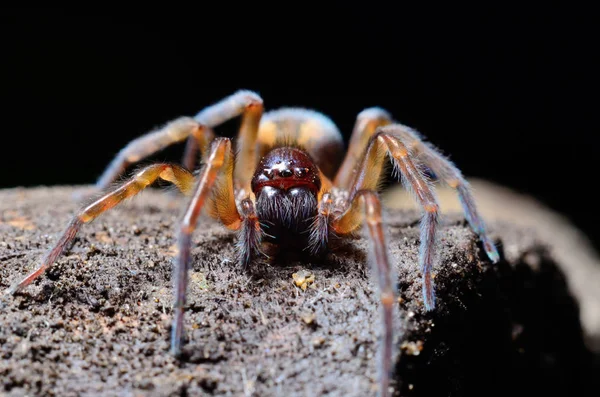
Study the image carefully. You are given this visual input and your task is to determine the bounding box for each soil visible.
[0,186,597,397]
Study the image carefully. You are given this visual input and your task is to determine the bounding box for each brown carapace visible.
[4,91,499,397]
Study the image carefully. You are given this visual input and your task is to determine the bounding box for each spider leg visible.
[384,124,500,263]
[4,163,196,296]
[331,191,396,397]
[172,138,231,356]
[95,117,207,191]
[181,126,216,171]
[338,127,441,311]
[336,108,498,263]
[185,90,264,190]
[96,90,263,191]
[172,137,263,356]
[333,108,392,189]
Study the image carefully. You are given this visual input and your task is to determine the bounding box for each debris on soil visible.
[0,185,598,397]
[292,270,315,291]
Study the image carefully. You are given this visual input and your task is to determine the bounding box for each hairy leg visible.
[181,126,215,171]
[185,90,264,190]
[4,163,196,296]
[96,118,205,191]
[385,124,500,262]
[172,138,232,355]
[171,137,263,355]
[339,128,441,311]
[332,191,396,397]
[96,90,263,192]
[333,107,392,189]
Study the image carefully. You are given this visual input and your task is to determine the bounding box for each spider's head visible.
[251,147,321,195]
[251,147,321,243]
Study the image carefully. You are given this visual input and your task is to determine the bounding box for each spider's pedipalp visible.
[331,190,397,397]
[237,198,264,268]
[386,124,500,263]
[307,192,333,255]
[5,163,196,296]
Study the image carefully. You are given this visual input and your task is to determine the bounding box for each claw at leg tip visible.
[170,337,182,358]
[423,292,436,311]
[423,276,436,311]
[483,238,500,263]
[3,284,19,298]
[488,247,500,264]
[170,318,185,359]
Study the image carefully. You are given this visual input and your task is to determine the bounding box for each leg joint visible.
[357,107,392,122]
[424,202,439,213]
[354,190,383,224]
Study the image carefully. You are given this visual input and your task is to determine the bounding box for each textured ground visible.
[0,186,597,396]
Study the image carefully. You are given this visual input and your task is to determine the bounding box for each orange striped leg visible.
[342,128,441,311]
[4,164,196,297]
[184,90,264,190]
[333,108,392,189]
[332,191,396,397]
[386,124,500,263]
[171,138,243,356]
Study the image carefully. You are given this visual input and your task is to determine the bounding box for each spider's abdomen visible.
[251,147,320,248]
[257,108,344,178]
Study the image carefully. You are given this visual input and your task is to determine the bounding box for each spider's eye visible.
[263,169,274,178]
[295,167,310,178]
[279,169,293,178]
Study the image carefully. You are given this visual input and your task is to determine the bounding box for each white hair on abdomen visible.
[260,107,343,143]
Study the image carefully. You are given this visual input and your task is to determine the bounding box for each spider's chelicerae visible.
[5,90,499,397]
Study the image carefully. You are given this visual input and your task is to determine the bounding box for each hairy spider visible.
[4,90,499,397]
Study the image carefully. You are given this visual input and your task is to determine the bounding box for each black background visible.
[1,7,597,248]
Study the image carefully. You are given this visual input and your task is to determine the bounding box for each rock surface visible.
[0,185,597,396]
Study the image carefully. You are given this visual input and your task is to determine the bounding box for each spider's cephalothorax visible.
[6,90,500,397]
[251,147,321,249]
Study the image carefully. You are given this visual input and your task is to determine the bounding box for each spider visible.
[4,90,499,397]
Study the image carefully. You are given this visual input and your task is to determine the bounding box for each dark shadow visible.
[394,247,598,397]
